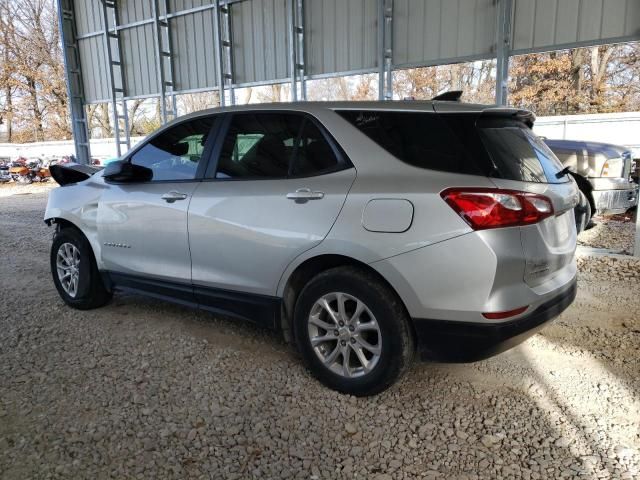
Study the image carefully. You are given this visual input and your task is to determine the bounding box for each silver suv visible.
[46,101,579,396]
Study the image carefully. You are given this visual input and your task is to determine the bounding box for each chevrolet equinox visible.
[46,101,579,396]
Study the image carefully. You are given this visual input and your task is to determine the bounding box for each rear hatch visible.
[439,109,579,288]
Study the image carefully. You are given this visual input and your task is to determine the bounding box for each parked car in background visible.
[0,158,11,183]
[544,140,638,225]
[45,101,579,395]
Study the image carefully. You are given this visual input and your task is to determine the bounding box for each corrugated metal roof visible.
[169,0,212,12]
[121,24,159,97]
[74,0,103,36]
[305,0,378,76]
[78,35,110,103]
[512,0,640,53]
[393,0,497,66]
[170,10,220,91]
[119,1,153,25]
[232,0,291,83]
[70,0,640,103]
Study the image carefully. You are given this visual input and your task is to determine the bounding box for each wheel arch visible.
[46,216,103,271]
[279,254,415,346]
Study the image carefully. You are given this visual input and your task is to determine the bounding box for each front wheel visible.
[294,267,415,396]
[51,227,112,310]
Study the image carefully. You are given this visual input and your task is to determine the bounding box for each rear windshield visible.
[338,109,568,184]
[476,117,568,184]
[336,110,483,175]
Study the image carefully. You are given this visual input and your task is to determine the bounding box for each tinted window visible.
[131,117,214,181]
[290,120,339,176]
[215,113,339,179]
[478,120,568,184]
[337,110,481,175]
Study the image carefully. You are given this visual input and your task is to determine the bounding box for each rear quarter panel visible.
[276,109,502,296]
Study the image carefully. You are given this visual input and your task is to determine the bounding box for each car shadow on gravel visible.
[104,292,294,360]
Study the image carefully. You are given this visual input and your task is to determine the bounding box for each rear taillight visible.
[440,188,554,230]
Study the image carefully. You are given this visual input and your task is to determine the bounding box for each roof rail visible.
[432,90,463,102]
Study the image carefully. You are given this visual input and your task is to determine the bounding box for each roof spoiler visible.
[432,90,463,102]
[480,108,536,128]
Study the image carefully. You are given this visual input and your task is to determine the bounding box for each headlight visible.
[601,157,624,177]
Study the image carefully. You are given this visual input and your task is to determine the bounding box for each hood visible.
[544,139,629,159]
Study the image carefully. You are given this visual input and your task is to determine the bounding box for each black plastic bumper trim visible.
[412,276,577,362]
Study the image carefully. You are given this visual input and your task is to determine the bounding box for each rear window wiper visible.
[555,166,572,179]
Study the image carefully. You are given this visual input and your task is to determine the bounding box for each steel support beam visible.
[221,3,235,105]
[57,0,91,164]
[101,0,130,156]
[212,0,226,106]
[377,0,384,99]
[152,0,169,123]
[296,0,307,101]
[288,0,297,101]
[495,0,513,106]
[377,0,393,100]
[636,191,640,257]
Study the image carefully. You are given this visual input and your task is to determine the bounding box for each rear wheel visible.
[294,267,414,396]
[51,227,111,309]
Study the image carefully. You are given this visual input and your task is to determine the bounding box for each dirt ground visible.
[0,184,639,479]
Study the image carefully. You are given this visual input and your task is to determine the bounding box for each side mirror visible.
[103,160,152,183]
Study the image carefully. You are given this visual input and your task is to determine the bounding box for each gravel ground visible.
[1,185,639,480]
[578,212,637,255]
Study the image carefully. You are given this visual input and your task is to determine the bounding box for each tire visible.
[574,190,592,233]
[50,227,112,310]
[294,266,415,396]
[582,192,592,229]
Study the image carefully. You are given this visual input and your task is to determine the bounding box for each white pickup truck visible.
[544,139,638,224]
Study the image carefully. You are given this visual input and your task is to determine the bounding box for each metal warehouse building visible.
[57,0,640,164]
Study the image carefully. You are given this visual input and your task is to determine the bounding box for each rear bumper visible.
[412,275,577,362]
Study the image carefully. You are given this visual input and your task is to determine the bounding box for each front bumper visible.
[591,183,638,214]
[412,276,577,362]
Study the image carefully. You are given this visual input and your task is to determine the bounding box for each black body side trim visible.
[105,272,281,329]
[194,285,280,329]
[412,277,577,362]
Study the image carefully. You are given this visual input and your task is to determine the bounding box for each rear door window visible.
[214,113,341,179]
[337,110,482,175]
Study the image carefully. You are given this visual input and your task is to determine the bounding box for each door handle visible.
[161,191,188,203]
[286,188,325,201]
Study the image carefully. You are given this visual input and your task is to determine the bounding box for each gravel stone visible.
[0,184,639,479]
[578,212,636,254]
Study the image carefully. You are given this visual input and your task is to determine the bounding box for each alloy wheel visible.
[307,292,382,378]
[56,242,81,298]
